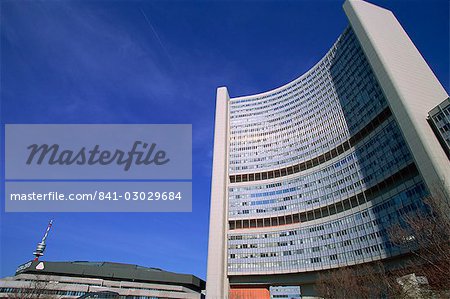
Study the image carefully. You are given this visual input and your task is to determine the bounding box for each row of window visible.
[229,107,391,184]
[228,118,413,219]
[228,28,387,173]
[228,163,418,230]
[0,287,173,299]
[227,182,427,273]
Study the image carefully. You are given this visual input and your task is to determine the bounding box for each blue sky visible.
[0,0,448,280]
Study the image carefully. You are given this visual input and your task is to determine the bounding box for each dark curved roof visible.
[16,260,205,292]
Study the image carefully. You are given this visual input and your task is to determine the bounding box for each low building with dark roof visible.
[0,260,205,299]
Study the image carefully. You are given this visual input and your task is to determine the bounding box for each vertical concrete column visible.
[206,87,230,299]
[344,0,450,195]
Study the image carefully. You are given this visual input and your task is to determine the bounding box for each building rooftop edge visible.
[14,260,205,290]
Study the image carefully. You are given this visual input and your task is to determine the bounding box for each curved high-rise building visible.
[206,0,450,298]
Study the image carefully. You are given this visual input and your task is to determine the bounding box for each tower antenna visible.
[33,220,53,261]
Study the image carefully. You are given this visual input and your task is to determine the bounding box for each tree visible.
[315,262,405,299]
[388,188,450,297]
[7,276,50,299]
[315,188,450,299]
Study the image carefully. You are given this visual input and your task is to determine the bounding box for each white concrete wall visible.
[206,87,230,299]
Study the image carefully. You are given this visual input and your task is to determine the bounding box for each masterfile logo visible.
[5,124,191,179]
[26,141,170,171]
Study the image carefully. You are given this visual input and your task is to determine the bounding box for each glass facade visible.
[226,28,427,276]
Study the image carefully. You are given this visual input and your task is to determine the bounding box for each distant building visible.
[0,260,205,299]
[206,0,449,298]
[428,97,450,159]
